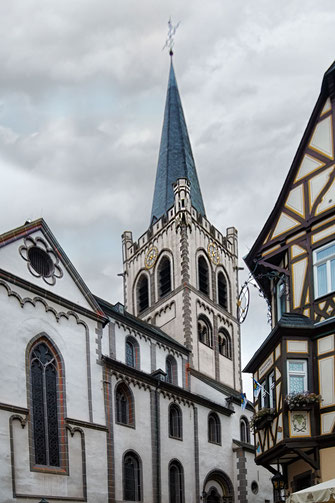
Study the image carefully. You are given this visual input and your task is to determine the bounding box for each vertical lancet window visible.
[208,412,221,444]
[198,256,209,296]
[30,341,60,467]
[166,355,178,385]
[123,451,142,501]
[240,417,250,443]
[217,272,228,309]
[169,404,182,439]
[158,256,172,298]
[198,316,213,347]
[218,329,231,359]
[137,274,149,313]
[115,382,135,427]
[169,460,184,503]
[125,337,140,369]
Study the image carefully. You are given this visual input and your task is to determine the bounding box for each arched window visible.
[158,256,172,298]
[169,404,182,439]
[169,460,184,503]
[123,451,141,501]
[29,339,64,467]
[115,382,135,427]
[240,417,250,444]
[218,329,231,359]
[198,256,209,296]
[208,412,221,444]
[166,355,178,385]
[218,272,228,309]
[137,274,149,313]
[198,316,213,347]
[207,487,221,503]
[125,337,139,369]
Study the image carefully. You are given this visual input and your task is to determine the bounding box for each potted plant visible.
[250,408,276,431]
[284,391,321,410]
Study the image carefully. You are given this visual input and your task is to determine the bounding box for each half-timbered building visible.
[244,61,335,498]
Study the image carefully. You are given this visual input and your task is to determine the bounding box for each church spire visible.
[150,57,206,224]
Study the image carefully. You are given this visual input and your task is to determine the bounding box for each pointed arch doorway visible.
[202,470,234,503]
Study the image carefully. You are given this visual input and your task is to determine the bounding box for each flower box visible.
[251,408,276,431]
[285,392,321,411]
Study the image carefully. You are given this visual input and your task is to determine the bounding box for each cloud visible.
[2,0,335,398]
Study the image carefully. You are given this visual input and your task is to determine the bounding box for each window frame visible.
[217,271,228,310]
[166,355,178,385]
[123,450,142,501]
[287,359,308,394]
[240,417,250,444]
[276,277,287,321]
[27,335,67,474]
[169,459,184,503]
[198,315,213,348]
[198,255,210,296]
[136,272,150,314]
[115,382,135,428]
[157,255,172,299]
[208,412,221,445]
[313,240,335,299]
[169,403,183,440]
[218,328,231,359]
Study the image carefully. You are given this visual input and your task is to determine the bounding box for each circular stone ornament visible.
[145,246,159,270]
[207,241,220,265]
[19,236,63,285]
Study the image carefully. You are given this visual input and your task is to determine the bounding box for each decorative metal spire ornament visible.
[162,17,180,55]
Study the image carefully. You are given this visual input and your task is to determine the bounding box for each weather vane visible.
[162,18,180,55]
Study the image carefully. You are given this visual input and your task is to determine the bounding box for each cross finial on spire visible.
[162,17,180,56]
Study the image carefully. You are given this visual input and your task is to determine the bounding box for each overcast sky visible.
[1,1,335,398]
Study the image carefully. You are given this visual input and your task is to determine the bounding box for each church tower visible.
[122,55,241,391]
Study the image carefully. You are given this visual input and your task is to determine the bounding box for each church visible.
[0,54,273,502]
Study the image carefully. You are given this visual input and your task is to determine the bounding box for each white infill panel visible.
[321,97,332,116]
[295,154,324,182]
[291,244,306,259]
[318,334,334,356]
[319,356,335,407]
[309,115,334,159]
[287,340,308,353]
[285,185,304,217]
[316,176,335,215]
[312,223,335,244]
[321,411,335,434]
[292,258,308,309]
[272,213,300,239]
[309,167,333,209]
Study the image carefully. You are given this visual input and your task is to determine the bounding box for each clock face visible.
[145,246,159,269]
[237,283,250,324]
[207,242,220,265]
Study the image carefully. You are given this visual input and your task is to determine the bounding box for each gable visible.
[0,220,104,317]
[258,91,335,253]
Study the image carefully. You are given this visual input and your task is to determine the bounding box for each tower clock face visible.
[145,246,159,269]
[207,242,220,265]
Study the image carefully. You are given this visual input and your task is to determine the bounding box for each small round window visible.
[27,246,54,277]
[251,481,259,494]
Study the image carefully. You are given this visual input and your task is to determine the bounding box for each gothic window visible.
[158,256,172,298]
[137,274,149,313]
[208,412,221,444]
[198,316,213,347]
[123,451,141,501]
[125,337,139,369]
[240,417,250,443]
[169,404,182,439]
[198,256,209,296]
[169,460,184,503]
[30,341,61,467]
[218,272,228,309]
[218,329,231,358]
[115,382,135,427]
[166,355,178,385]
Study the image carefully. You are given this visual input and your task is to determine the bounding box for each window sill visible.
[208,440,221,446]
[115,421,135,429]
[199,341,213,349]
[31,464,68,475]
[169,434,183,441]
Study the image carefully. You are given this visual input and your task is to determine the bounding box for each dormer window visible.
[313,240,335,298]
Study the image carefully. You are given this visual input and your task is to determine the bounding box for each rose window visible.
[19,236,63,285]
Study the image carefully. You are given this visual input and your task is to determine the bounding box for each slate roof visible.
[150,58,206,224]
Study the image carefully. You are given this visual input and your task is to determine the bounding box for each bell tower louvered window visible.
[198,256,209,295]
[137,274,149,313]
[217,272,228,309]
[30,342,60,467]
[158,256,171,298]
